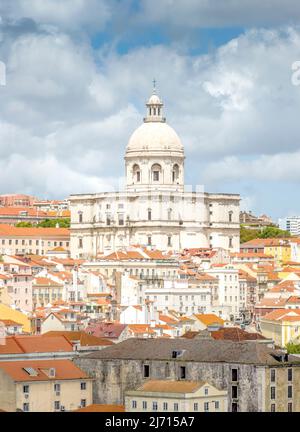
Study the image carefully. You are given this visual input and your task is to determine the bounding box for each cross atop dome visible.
[144,81,166,123]
[153,78,156,94]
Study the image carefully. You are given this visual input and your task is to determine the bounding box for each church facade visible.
[69,88,240,259]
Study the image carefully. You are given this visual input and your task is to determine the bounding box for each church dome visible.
[126,122,184,155]
[126,84,184,157]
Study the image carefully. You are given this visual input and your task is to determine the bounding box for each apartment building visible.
[125,380,227,412]
[0,359,92,412]
[0,224,70,256]
[205,264,242,320]
[0,255,33,312]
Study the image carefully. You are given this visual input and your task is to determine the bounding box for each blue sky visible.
[0,0,300,221]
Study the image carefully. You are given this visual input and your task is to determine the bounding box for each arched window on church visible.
[172,164,179,183]
[78,211,83,223]
[151,164,162,182]
[133,164,141,183]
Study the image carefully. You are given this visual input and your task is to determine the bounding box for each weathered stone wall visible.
[74,356,264,411]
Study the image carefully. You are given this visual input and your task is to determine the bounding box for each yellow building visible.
[264,243,291,264]
[125,380,227,412]
[0,359,93,412]
[0,303,31,333]
[260,309,300,347]
[32,277,64,308]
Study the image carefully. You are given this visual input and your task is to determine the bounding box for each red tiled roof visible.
[0,335,73,354]
[0,359,89,382]
[0,224,69,238]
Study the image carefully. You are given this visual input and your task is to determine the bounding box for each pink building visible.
[0,194,36,207]
[0,256,33,312]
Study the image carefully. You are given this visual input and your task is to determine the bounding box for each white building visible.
[279,216,300,236]
[144,279,214,316]
[70,87,240,258]
[204,264,242,320]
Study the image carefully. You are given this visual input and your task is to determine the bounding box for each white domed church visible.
[70,86,240,258]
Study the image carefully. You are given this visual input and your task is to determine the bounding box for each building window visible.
[165,362,170,378]
[54,401,60,411]
[180,366,186,379]
[132,400,137,409]
[232,368,238,382]
[231,403,238,412]
[133,164,141,183]
[78,212,83,223]
[229,211,233,222]
[288,385,293,399]
[152,402,158,411]
[78,238,83,249]
[142,401,147,410]
[106,215,111,226]
[152,164,162,182]
[215,401,220,410]
[271,387,276,400]
[153,171,159,181]
[81,399,87,408]
[147,236,152,246]
[229,237,233,248]
[271,404,276,412]
[174,403,179,411]
[143,364,150,378]
[80,382,87,390]
[194,403,198,411]
[148,209,152,221]
[172,164,179,183]
[167,236,172,247]
[288,368,293,381]
[204,387,209,396]
[54,383,60,392]
[23,385,29,394]
[288,402,293,412]
[232,386,238,399]
[270,369,276,382]
[23,403,29,412]
[163,402,168,411]
[204,402,209,412]
[118,214,124,226]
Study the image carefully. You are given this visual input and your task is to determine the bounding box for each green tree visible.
[16,222,33,228]
[286,342,300,354]
[240,226,260,243]
[37,218,70,228]
[240,225,291,244]
[259,226,290,238]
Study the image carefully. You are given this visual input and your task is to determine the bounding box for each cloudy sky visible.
[0,0,300,220]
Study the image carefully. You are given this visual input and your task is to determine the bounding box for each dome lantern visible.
[144,79,166,123]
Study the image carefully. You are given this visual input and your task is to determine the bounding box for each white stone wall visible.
[70,191,240,258]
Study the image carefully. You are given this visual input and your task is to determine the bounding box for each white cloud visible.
[138,0,300,28]
[0,0,112,32]
[202,152,300,184]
